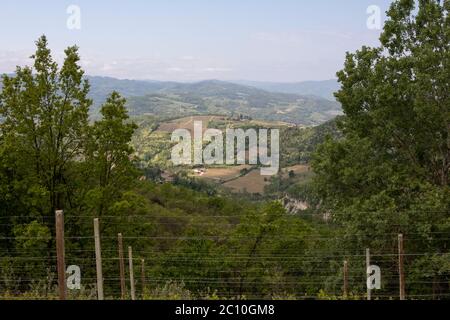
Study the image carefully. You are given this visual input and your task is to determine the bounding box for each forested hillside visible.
[233,79,340,101]
[86,77,341,126]
[129,81,341,125]
[2,76,342,126]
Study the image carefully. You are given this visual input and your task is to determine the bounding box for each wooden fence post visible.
[128,246,136,300]
[118,233,126,299]
[94,218,104,300]
[343,260,348,299]
[55,210,66,300]
[141,259,146,299]
[398,234,406,300]
[366,248,371,301]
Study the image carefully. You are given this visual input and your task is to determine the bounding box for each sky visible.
[0,0,394,82]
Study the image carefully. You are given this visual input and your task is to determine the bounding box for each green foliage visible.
[13,221,51,253]
[0,36,140,296]
[84,91,139,217]
[0,35,91,217]
[280,117,342,167]
[145,281,193,300]
[1,6,448,299]
[312,0,450,298]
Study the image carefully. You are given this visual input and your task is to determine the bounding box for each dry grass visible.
[195,165,311,194]
[281,164,310,177]
[156,115,227,133]
[191,165,251,182]
[223,169,270,194]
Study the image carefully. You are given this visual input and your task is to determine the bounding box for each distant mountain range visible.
[87,76,340,102]
[231,79,340,101]
[1,75,342,126]
[87,77,342,126]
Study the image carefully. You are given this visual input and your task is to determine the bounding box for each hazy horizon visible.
[84,75,339,83]
[0,0,393,82]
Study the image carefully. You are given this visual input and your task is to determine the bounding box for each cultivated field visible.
[192,164,311,194]
[191,165,252,182]
[156,115,228,133]
[223,169,270,194]
[281,164,310,177]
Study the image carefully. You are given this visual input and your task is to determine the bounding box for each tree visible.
[288,170,295,179]
[0,35,91,219]
[84,91,138,217]
[312,0,450,297]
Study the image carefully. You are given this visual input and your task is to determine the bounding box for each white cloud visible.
[0,50,33,72]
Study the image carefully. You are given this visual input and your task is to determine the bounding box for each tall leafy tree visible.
[84,91,138,217]
[0,35,91,219]
[0,36,92,291]
[312,0,450,296]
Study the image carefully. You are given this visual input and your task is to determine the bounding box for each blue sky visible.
[0,0,394,81]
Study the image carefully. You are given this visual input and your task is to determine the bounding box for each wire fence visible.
[1,212,449,300]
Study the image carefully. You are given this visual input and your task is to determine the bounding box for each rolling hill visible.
[232,79,340,101]
[2,75,342,126]
[121,79,342,126]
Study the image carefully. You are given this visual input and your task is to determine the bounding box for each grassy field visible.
[223,169,269,194]
[155,115,294,132]
[219,165,311,194]
[281,164,311,177]
[190,165,251,182]
[156,115,228,133]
